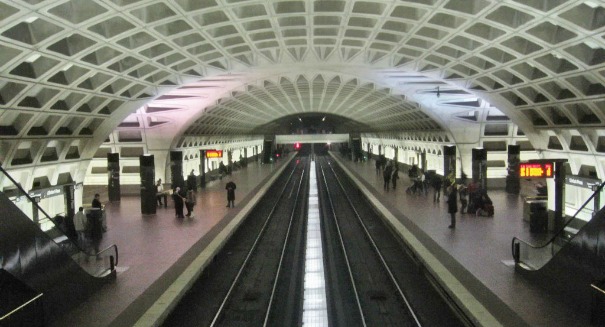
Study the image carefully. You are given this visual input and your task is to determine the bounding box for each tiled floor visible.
[52,154,589,327]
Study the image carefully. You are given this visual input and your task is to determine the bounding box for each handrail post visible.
[513,240,520,263]
[110,255,115,271]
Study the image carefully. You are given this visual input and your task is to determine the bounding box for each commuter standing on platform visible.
[447,185,458,229]
[73,207,88,250]
[173,187,185,218]
[226,179,236,208]
[383,161,393,191]
[156,179,164,207]
[391,164,400,190]
[92,193,102,209]
[458,184,468,214]
[432,175,443,202]
[87,204,104,256]
[185,188,196,218]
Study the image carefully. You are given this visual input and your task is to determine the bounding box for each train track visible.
[163,158,309,326]
[164,155,468,326]
[317,156,466,327]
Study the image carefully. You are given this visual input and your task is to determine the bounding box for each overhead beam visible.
[275,134,349,144]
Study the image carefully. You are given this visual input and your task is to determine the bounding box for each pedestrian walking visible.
[73,207,88,251]
[185,188,196,217]
[447,185,458,229]
[156,179,165,207]
[391,164,399,189]
[383,161,393,191]
[173,187,185,218]
[432,175,442,202]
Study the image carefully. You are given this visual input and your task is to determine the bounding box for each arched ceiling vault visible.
[2,0,605,170]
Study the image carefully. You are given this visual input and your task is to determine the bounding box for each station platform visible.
[333,154,588,327]
[52,153,588,326]
[51,157,293,327]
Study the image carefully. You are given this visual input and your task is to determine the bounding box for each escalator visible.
[0,166,118,325]
[512,181,605,323]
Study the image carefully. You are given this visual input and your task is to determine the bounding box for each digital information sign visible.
[519,162,554,178]
[205,150,223,158]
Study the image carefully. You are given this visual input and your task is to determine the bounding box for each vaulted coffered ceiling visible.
[2,0,605,168]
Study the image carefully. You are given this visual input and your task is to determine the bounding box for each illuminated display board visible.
[205,150,223,158]
[519,162,554,178]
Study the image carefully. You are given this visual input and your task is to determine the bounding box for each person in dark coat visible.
[87,208,104,255]
[391,164,399,189]
[447,185,458,229]
[226,180,236,208]
[173,187,185,218]
[185,188,196,218]
[92,193,102,209]
[432,175,443,202]
[383,162,393,191]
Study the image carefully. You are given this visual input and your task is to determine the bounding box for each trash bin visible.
[523,197,547,222]
[530,208,548,233]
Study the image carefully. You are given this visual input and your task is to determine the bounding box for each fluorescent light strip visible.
[302,161,329,326]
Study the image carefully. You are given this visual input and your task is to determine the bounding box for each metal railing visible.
[0,292,43,323]
[0,165,118,276]
[512,180,605,270]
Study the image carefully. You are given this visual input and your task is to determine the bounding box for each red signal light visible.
[294,142,301,150]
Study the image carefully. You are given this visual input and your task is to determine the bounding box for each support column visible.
[140,155,156,215]
[553,161,566,231]
[443,145,456,178]
[200,150,206,188]
[227,150,233,171]
[420,151,427,171]
[472,148,487,190]
[107,153,120,202]
[262,136,274,164]
[350,133,361,162]
[506,145,521,194]
[170,151,184,190]
[63,184,75,221]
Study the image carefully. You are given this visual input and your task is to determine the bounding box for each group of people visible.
[171,186,197,218]
[72,193,105,257]
[441,175,494,228]
[381,160,400,191]
[69,174,238,258]
[155,176,237,218]
[374,159,495,229]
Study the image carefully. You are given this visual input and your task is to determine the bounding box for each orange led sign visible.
[205,150,223,158]
[519,162,554,178]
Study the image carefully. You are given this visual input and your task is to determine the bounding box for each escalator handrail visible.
[512,180,605,254]
[0,165,55,222]
[0,292,43,321]
[0,165,118,266]
[98,244,119,267]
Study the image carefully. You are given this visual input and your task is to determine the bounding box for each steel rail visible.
[263,161,308,325]
[319,160,367,326]
[327,161,423,327]
[209,162,302,327]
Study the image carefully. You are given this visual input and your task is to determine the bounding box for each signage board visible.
[28,185,65,199]
[205,150,223,158]
[565,175,601,189]
[519,162,554,178]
